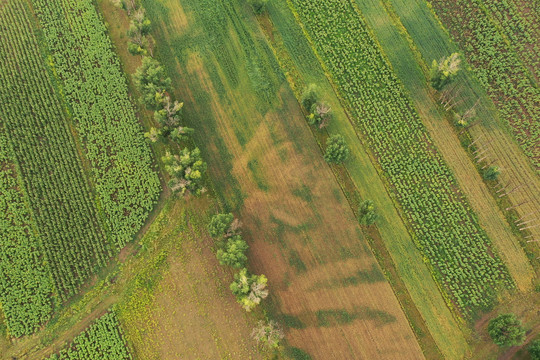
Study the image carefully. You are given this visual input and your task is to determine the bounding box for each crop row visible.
[47,310,132,360]
[0,0,110,305]
[288,0,514,316]
[477,0,540,82]
[31,0,161,248]
[0,119,54,338]
[429,0,540,172]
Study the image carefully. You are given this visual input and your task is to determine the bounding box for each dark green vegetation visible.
[488,313,526,347]
[530,339,540,360]
[46,311,132,360]
[32,0,161,248]
[288,0,513,317]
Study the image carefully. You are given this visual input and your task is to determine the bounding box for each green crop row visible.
[288,0,514,317]
[0,0,110,310]
[47,310,132,360]
[428,0,540,172]
[0,122,54,337]
[31,0,161,248]
[480,0,540,81]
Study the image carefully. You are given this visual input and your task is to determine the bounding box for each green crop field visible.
[0,0,538,359]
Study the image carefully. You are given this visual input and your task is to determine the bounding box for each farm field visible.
[0,0,539,359]
[139,0,425,357]
[259,1,468,358]
[428,0,540,173]
[385,0,540,261]
[353,0,534,291]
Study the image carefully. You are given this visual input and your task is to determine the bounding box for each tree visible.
[216,235,249,268]
[247,0,269,14]
[529,339,540,360]
[144,127,161,143]
[301,84,319,110]
[483,166,500,181]
[162,148,207,196]
[154,95,183,128]
[208,213,243,239]
[430,53,461,91]
[133,57,171,109]
[358,199,378,226]
[230,268,269,311]
[251,320,284,349]
[308,102,333,129]
[488,314,526,347]
[324,134,349,164]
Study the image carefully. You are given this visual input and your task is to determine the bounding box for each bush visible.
[324,134,349,164]
[247,0,269,14]
[488,313,526,347]
[483,166,500,181]
[358,200,378,226]
[301,84,319,110]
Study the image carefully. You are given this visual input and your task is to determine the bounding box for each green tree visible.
[324,134,349,164]
[230,268,269,311]
[216,235,249,268]
[529,339,540,360]
[208,213,243,239]
[358,199,378,226]
[162,148,207,196]
[251,320,284,349]
[488,314,526,347]
[301,84,319,110]
[247,0,269,14]
[430,53,461,90]
[133,57,171,109]
[483,166,500,181]
[143,127,161,143]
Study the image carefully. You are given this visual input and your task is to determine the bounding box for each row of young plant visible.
[111,0,207,196]
[31,0,161,248]
[479,0,540,82]
[46,310,132,360]
[0,0,112,323]
[207,213,284,349]
[0,118,54,337]
[429,0,540,172]
[288,0,514,317]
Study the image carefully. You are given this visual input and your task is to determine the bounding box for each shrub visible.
[529,339,540,360]
[483,166,500,181]
[358,200,378,226]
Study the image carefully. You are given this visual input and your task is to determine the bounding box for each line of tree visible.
[112,0,206,196]
[208,213,269,311]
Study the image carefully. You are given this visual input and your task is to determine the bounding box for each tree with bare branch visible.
[430,53,462,90]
